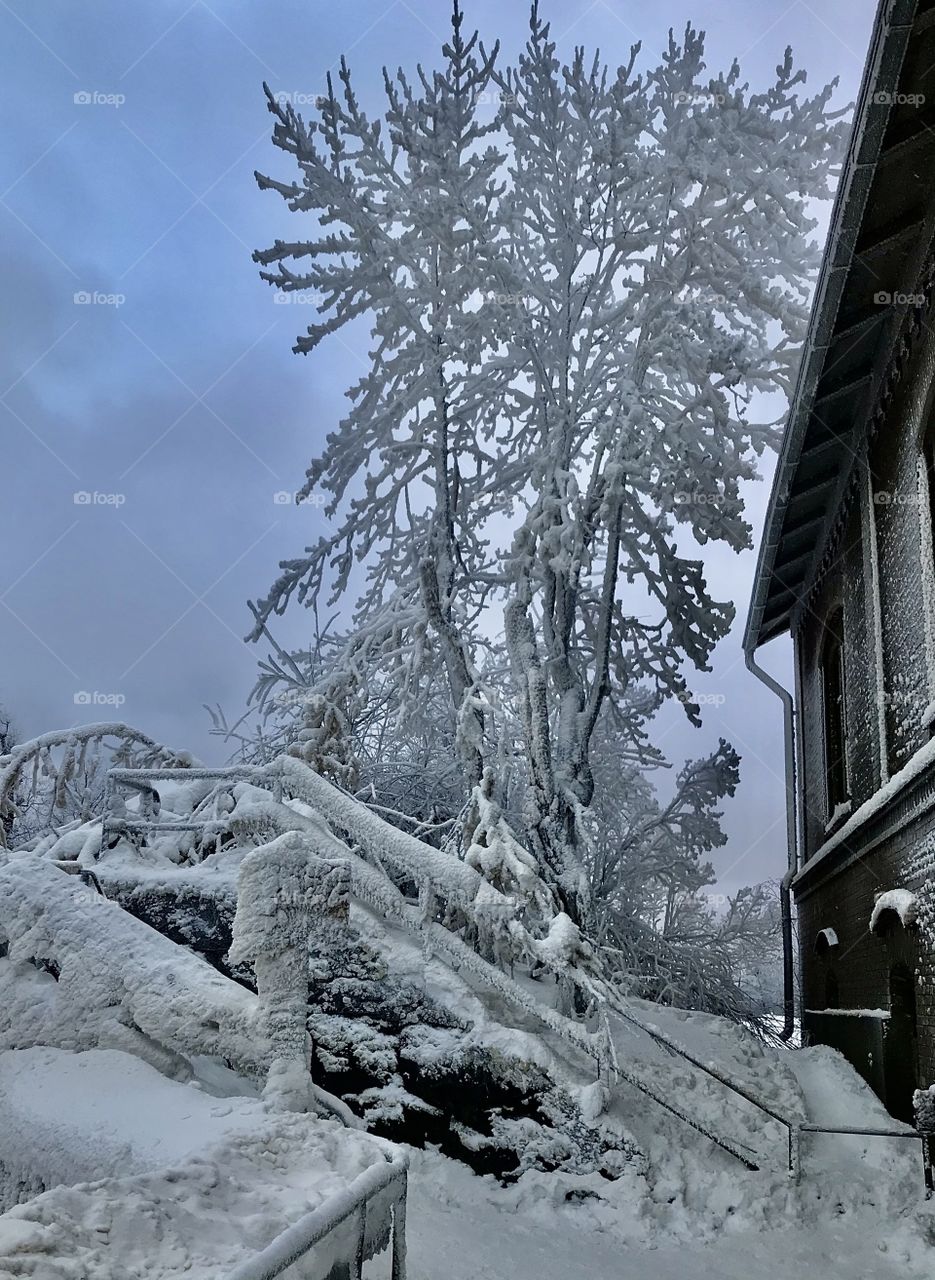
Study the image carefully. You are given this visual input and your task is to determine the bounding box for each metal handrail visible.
[796,1123,933,1195]
[101,764,778,1171]
[584,979,801,1170]
[102,767,933,1193]
[591,986,935,1188]
[222,1151,408,1280]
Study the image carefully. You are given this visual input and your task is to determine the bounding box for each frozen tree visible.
[477,12,847,926]
[586,734,740,933]
[248,4,848,928]
[0,704,15,844]
[213,621,473,839]
[248,2,505,792]
[0,724,189,851]
[584,728,779,1017]
[0,705,14,757]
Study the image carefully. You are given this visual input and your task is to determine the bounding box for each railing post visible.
[101,772,112,853]
[790,1125,802,1183]
[391,1177,407,1280]
[352,1201,366,1279]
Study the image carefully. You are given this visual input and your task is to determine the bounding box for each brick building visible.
[745,0,935,1121]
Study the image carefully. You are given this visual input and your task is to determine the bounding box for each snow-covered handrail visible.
[229,831,350,1112]
[234,793,770,1166]
[274,755,511,916]
[94,759,768,1168]
[222,1149,408,1280]
[226,792,617,1077]
[104,764,281,837]
[589,977,796,1128]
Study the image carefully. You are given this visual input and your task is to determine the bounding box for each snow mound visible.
[0,1048,398,1280]
[0,856,263,1074]
[869,889,918,933]
[0,1048,267,1194]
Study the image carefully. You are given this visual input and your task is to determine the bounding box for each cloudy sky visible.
[1,0,878,893]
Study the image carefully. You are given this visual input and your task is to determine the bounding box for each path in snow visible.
[366,1042,933,1280]
[374,1146,930,1280]
[784,1044,924,1220]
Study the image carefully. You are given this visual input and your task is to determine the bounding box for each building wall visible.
[797,495,880,861]
[796,796,935,1102]
[869,366,932,775]
[794,333,935,1109]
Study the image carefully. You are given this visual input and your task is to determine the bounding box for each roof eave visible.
[743,0,917,654]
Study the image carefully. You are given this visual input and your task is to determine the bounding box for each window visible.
[820,606,848,817]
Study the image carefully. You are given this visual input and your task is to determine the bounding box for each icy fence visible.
[222,1150,408,1280]
[12,745,927,1183]
[96,758,794,1171]
[101,758,618,1078]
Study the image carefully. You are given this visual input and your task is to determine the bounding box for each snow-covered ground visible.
[379,1040,934,1280]
[2,758,932,1278]
[0,1047,399,1280]
[397,1147,929,1280]
[1,1004,932,1280]
[4,1021,931,1279]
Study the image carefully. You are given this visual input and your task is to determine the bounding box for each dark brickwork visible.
[794,333,935,1111]
[796,808,935,1095]
[869,366,932,775]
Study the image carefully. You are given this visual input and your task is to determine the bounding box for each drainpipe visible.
[744,647,797,1042]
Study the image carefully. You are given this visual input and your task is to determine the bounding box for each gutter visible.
[744,646,797,1042]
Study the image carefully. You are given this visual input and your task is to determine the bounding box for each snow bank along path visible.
[0,1050,404,1280]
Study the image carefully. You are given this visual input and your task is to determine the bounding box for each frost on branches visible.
[0,724,191,853]
[243,1,846,1002]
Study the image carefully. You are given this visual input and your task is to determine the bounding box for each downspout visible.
[744,646,797,1041]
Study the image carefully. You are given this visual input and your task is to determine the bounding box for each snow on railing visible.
[97,759,773,1168]
[222,1150,408,1280]
[274,754,509,916]
[586,978,798,1170]
[104,764,282,839]
[229,830,350,1112]
[107,758,934,1183]
[103,762,618,1073]
[216,785,769,1169]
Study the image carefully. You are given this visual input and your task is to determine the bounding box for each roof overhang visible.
[745,0,934,652]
